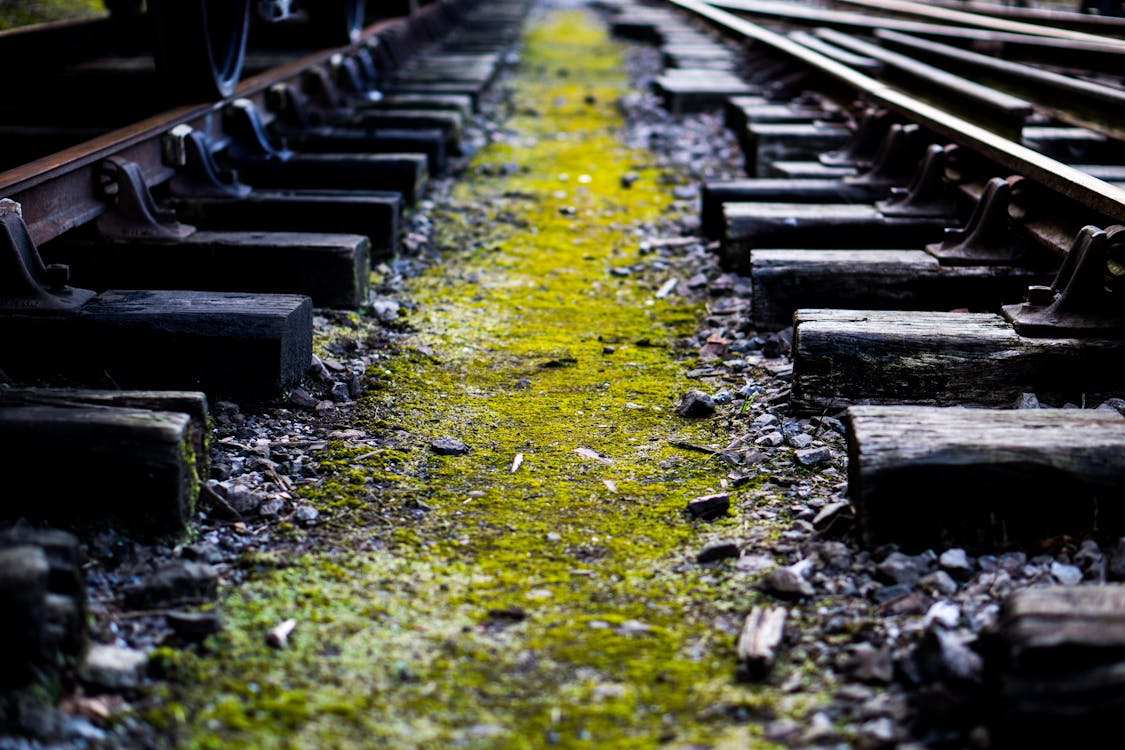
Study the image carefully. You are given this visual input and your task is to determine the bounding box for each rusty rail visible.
[0,10,427,247]
[671,0,1125,223]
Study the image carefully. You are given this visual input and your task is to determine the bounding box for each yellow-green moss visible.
[155,10,825,749]
[0,0,103,29]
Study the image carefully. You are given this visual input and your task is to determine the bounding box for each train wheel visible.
[305,0,366,46]
[151,0,251,101]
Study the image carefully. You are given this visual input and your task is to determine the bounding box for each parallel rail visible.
[670,0,1125,224]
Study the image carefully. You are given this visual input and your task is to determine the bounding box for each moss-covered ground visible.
[152,9,809,748]
[0,0,103,29]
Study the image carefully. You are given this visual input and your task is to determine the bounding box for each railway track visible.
[3,0,1125,746]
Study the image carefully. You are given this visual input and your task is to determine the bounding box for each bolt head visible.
[44,264,70,290]
[1026,285,1055,306]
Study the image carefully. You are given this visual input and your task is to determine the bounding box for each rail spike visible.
[876,143,955,219]
[1003,225,1125,338]
[925,177,1029,266]
[820,107,893,168]
[224,99,295,162]
[94,157,195,241]
[0,200,95,313]
[166,127,252,200]
[846,122,926,188]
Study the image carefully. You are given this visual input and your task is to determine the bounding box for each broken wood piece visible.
[737,606,787,679]
[669,439,718,455]
[267,618,298,649]
[791,309,1125,414]
[847,406,1125,547]
[749,249,1047,330]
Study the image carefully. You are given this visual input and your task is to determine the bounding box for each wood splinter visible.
[737,606,787,679]
[266,618,298,650]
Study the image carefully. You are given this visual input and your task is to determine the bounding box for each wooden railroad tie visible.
[846,406,1125,548]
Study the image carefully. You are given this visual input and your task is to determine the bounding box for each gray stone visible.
[846,643,894,684]
[736,554,777,574]
[260,498,286,517]
[431,437,469,456]
[122,561,218,610]
[697,540,740,563]
[920,570,959,597]
[915,627,981,683]
[939,548,973,581]
[221,483,263,515]
[877,551,929,586]
[711,390,733,405]
[288,387,318,409]
[80,645,147,691]
[308,355,332,383]
[1097,397,1125,415]
[755,431,784,447]
[688,493,730,520]
[330,382,351,402]
[1108,538,1125,581]
[856,717,899,749]
[788,433,814,449]
[677,390,716,418]
[795,447,832,467]
[1014,392,1040,409]
[760,565,815,599]
[294,504,320,525]
[1050,561,1083,585]
[166,611,224,643]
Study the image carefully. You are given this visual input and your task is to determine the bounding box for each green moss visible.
[0,0,103,28]
[152,10,828,749]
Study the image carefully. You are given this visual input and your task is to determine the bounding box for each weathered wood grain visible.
[750,249,1047,329]
[167,189,402,254]
[847,406,1125,547]
[722,204,949,272]
[229,152,428,201]
[737,606,787,679]
[700,179,891,238]
[743,122,852,177]
[988,585,1125,743]
[0,389,209,475]
[792,310,1125,413]
[47,231,370,310]
[0,404,201,533]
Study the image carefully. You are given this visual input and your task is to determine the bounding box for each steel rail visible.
[0,10,424,247]
[710,0,1125,49]
[873,28,1125,141]
[702,0,1125,69]
[920,0,1125,35]
[831,0,1125,46]
[670,0,1125,223]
